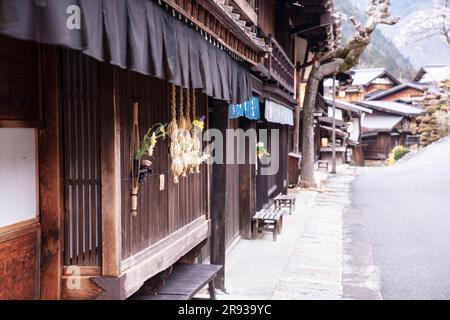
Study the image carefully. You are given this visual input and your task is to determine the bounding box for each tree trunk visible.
[300,65,320,188]
[300,60,343,188]
[297,0,399,188]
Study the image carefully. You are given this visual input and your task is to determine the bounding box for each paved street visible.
[222,166,381,300]
[222,137,450,300]
[351,136,450,299]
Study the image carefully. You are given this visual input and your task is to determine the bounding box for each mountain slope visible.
[334,0,416,80]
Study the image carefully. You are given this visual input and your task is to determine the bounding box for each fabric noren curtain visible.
[0,0,252,104]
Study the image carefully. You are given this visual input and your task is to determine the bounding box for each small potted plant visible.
[256,142,270,160]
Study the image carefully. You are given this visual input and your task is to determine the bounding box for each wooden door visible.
[60,49,102,267]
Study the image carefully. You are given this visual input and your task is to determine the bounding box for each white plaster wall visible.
[0,128,37,228]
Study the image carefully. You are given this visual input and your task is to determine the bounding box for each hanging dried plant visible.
[168,84,184,183]
[134,123,166,161]
[177,87,195,178]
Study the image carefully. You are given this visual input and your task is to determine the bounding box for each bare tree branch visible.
[397,0,450,48]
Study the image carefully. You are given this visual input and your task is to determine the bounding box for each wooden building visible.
[318,98,372,167]
[325,68,401,103]
[0,0,265,300]
[357,100,424,160]
[0,0,338,299]
[209,0,337,288]
[366,83,427,102]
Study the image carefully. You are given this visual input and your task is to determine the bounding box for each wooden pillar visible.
[100,65,122,277]
[239,120,256,239]
[293,69,301,154]
[39,46,63,300]
[210,103,228,290]
[281,125,289,194]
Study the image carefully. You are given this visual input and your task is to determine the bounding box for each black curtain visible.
[0,0,252,104]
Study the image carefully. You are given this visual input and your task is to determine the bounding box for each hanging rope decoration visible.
[186,88,192,131]
[167,84,178,139]
[191,88,196,122]
[185,88,195,174]
[168,85,208,182]
[169,84,184,183]
[179,87,194,177]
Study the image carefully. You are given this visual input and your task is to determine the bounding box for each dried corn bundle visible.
[168,84,184,183]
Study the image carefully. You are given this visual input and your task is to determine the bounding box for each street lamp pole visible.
[331,74,337,174]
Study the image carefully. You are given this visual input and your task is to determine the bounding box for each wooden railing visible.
[264,38,295,94]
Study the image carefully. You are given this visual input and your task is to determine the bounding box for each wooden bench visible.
[252,208,283,241]
[317,160,329,171]
[274,194,296,215]
[130,263,223,300]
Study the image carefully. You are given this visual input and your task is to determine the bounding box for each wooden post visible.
[100,65,121,277]
[331,74,337,174]
[239,119,256,239]
[39,46,63,300]
[293,68,301,154]
[210,102,227,290]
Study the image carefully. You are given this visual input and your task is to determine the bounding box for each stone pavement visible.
[221,167,382,300]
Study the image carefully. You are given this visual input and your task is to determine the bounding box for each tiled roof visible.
[414,65,450,83]
[366,83,427,101]
[324,97,373,114]
[357,100,424,117]
[324,68,400,88]
[362,115,404,132]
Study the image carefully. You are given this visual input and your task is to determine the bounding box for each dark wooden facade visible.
[256,120,289,211]
[0,37,212,299]
[0,0,337,299]
[377,87,425,102]
[362,133,399,160]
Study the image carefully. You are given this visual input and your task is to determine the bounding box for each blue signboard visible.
[229,96,260,120]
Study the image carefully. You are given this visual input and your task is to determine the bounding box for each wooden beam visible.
[210,103,228,290]
[100,65,121,277]
[39,45,63,300]
[0,120,43,128]
[291,22,331,36]
[239,120,256,239]
[93,216,210,299]
[61,266,103,300]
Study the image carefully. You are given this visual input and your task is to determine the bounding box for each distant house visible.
[325,68,401,102]
[317,97,372,166]
[356,100,424,160]
[414,65,450,84]
[366,82,428,102]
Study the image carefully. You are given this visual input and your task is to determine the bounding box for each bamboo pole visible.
[131,102,140,217]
